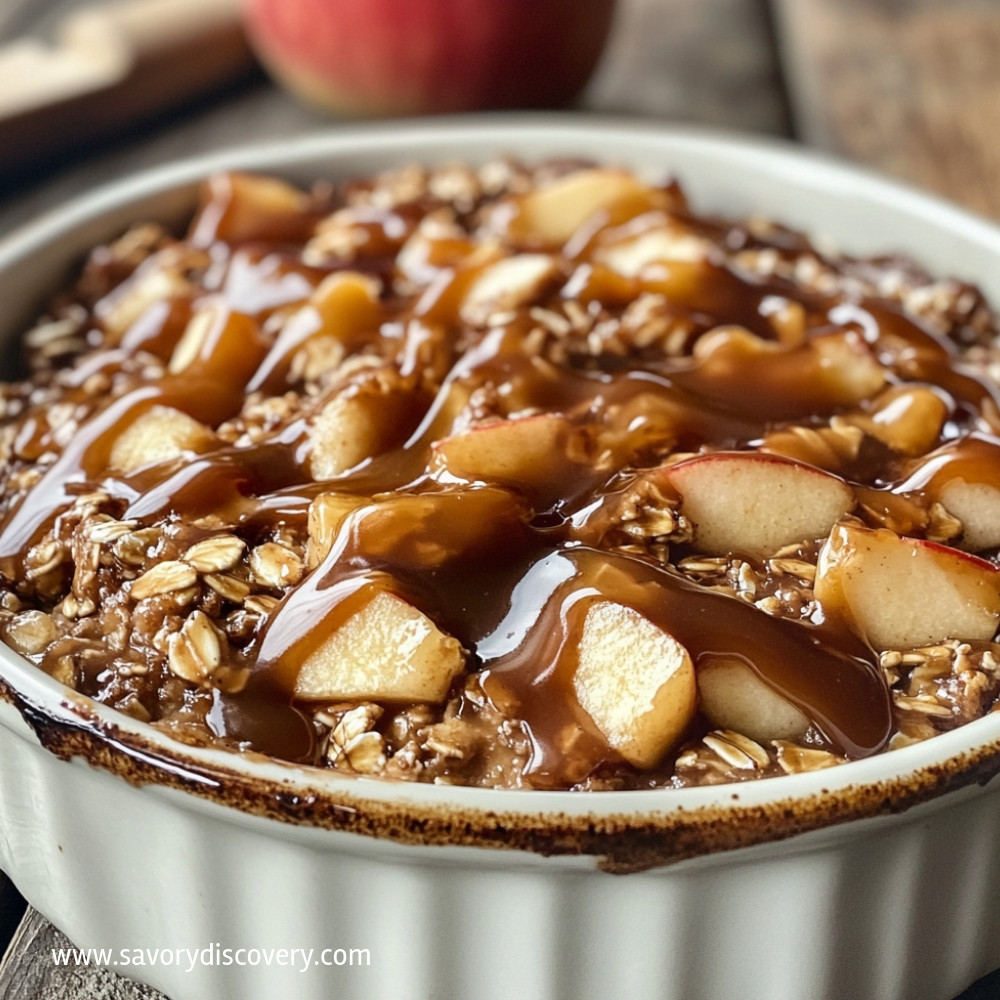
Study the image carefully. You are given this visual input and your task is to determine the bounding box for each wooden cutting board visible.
[773,0,1000,220]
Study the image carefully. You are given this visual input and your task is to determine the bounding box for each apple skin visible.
[665,451,856,558]
[242,0,618,116]
[815,521,1000,650]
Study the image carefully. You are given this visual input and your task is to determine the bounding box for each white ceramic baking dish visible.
[1,117,1000,1000]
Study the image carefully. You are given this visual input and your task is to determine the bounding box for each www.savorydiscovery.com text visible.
[51,943,372,974]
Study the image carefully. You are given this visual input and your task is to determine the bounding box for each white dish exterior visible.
[1,117,1000,1000]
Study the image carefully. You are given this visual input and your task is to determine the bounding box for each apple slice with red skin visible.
[815,521,1000,650]
[664,451,856,558]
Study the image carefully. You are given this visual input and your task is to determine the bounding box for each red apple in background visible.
[241,0,618,115]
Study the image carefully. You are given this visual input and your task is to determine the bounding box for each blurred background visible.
[3,0,1000,234]
[1,0,1000,996]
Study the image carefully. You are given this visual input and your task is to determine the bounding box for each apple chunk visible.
[189,172,314,246]
[845,385,949,456]
[97,265,194,341]
[897,437,1000,552]
[109,405,217,474]
[460,253,558,326]
[573,600,697,768]
[294,588,464,702]
[597,223,712,276]
[168,303,268,387]
[698,658,809,743]
[306,492,369,569]
[508,169,670,246]
[248,271,382,392]
[309,392,382,478]
[665,452,856,558]
[307,486,530,572]
[309,376,422,480]
[815,521,1000,650]
[940,481,1000,552]
[431,413,581,489]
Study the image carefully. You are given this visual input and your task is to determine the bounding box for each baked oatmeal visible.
[2,160,1000,790]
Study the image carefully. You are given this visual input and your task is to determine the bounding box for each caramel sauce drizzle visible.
[2,169,995,783]
[478,548,890,785]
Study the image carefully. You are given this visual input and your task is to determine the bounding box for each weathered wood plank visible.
[587,0,791,135]
[773,0,1000,219]
[0,910,164,999]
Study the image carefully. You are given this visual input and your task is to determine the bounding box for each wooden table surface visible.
[2,0,1000,997]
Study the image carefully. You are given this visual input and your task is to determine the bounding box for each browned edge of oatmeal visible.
[4,675,1000,874]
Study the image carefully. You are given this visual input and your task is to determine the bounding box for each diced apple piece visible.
[573,600,697,768]
[168,302,268,386]
[190,172,314,246]
[665,452,856,557]
[395,217,475,285]
[316,487,529,572]
[896,437,1000,552]
[560,260,646,306]
[307,487,529,572]
[811,332,888,404]
[815,521,1000,649]
[97,266,194,341]
[509,169,669,246]
[459,254,558,326]
[430,413,579,488]
[698,658,809,743]
[687,327,886,417]
[306,271,383,335]
[109,405,217,474]
[309,378,418,480]
[940,481,1000,551]
[846,385,949,455]
[294,588,464,702]
[597,224,711,276]
[248,271,382,391]
[759,295,807,346]
[692,324,776,363]
[306,492,369,568]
